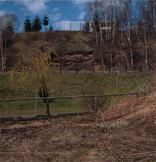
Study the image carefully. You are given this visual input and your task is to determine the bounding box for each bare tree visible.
[139,0,154,71]
[0,13,19,72]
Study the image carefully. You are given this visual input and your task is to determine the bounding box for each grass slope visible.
[0,72,150,117]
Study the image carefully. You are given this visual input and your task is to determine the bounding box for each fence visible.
[0,92,138,121]
[0,64,154,76]
[57,21,85,31]
[51,64,155,74]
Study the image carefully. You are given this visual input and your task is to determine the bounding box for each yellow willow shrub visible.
[9,53,57,95]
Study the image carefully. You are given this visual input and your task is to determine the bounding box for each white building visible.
[89,21,112,32]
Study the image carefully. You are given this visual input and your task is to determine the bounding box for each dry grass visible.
[0,94,156,162]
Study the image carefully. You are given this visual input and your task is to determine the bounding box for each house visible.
[89,21,113,32]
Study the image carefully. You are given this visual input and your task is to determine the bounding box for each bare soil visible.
[0,95,156,162]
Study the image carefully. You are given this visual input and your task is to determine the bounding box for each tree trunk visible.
[129,46,134,70]
[124,28,134,70]
[99,24,105,70]
[0,35,6,72]
[45,25,47,32]
[144,28,148,71]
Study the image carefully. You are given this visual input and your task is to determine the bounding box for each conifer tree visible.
[32,15,42,31]
[43,14,49,31]
[24,17,32,32]
[49,25,53,31]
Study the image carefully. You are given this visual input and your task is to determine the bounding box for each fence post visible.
[139,66,142,73]
[59,65,62,74]
[92,65,95,73]
[46,99,50,116]
[91,96,97,112]
[125,66,127,73]
[75,65,78,74]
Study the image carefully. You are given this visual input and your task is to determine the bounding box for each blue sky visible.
[0,0,88,31]
[0,0,142,31]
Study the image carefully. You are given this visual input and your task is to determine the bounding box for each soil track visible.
[0,95,156,162]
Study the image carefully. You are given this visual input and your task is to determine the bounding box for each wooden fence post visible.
[75,65,78,74]
[92,65,95,73]
[46,99,50,116]
[59,65,62,74]
[91,96,97,112]
[125,66,127,73]
[139,66,142,73]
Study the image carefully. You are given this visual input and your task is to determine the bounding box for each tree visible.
[9,53,56,116]
[84,0,138,71]
[85,0,117,70]
[147,0,156,32]
[43,15,49,31]
[83,21,90,32]
[138,0,155,71]
[0,13,19,72]
[49,25,53,31]
[122,0,134,70]
[24,16,32,32]
[5,22,14,33]
[0,13,18,32]
[32,15,42,31]
[92,11,101,32]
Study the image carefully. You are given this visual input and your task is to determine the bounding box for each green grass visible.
[0,72,151,117]
[0,99,86,117]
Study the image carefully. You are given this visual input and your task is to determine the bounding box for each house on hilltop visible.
[89,21,113,32]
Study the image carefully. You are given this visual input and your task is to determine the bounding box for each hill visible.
[1,31,156,71]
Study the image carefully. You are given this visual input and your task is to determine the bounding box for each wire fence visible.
[0,64,154,76]
[51,64,154,74]
[0,92,138,121]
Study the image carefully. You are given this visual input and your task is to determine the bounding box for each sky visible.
[0,0,141,32]
[0,0,90,31]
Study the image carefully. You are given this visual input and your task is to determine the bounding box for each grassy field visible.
[0,72,151,117]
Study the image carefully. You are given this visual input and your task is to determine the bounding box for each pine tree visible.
[43,15,49,31]
[24,17,32,32]
[49,25,53,31]
[32,15,42,31]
